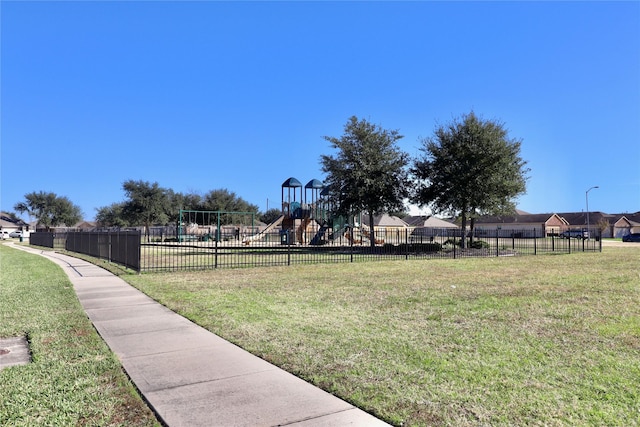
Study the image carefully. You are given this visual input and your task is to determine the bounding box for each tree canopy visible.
[321,116,410,246]
[14,191,82,231]
[412,111,529,247]
[120,180,170,239]
[95,182,259,230]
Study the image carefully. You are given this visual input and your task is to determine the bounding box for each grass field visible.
[126,247,640,426]
[0,244,160,427]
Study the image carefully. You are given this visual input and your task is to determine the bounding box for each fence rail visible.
[31,231,141,272]
[30,227,602,273]
[139,226,602,272]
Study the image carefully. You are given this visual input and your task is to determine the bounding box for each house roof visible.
[405,215,459,228]
[474,210,628,227]
[609,212,640,224]
[0,212,27,228]
[475,213,561,225]
[362,214,409,227]
[557,211,610,226]
[74,221,97,229]
[613,215,640,227]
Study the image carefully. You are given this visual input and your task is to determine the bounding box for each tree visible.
[260,208,283,225]
[412,111,529,248]
[200,189,259,225]
[14,191,82,231]
[95,202,129,228]
[321,116,410,247]
[120,180,171,241]
[201,189,259,213]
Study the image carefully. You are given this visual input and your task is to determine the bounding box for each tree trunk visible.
[469,217,476,247]
[369,211,376,249]
[460,212,467,249]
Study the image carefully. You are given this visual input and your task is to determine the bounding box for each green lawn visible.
[126,247,640,426]
[0,244,159,427]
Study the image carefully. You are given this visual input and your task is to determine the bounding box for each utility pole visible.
[586,186,599,239]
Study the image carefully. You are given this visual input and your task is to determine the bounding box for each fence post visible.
[533,228,537,255]
[405,228,409,260]
[496,227,500,257]
[350,227,354,263]
[453,235,457,259]
[599,231,602,252]
[287,230,291,266]
[215,234,218,268]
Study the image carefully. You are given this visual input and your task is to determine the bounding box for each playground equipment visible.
[280,177,329,245]
[178,210,257,242]
[238,176,383,246]
[242,214,284,245]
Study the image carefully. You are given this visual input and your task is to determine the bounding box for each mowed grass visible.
[126,247,640,426]
[0,244,160,426]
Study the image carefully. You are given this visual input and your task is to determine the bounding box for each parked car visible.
[622,233,640,242]
[9,231,24,238]
[0,231,9,240]
[560,230,587,239]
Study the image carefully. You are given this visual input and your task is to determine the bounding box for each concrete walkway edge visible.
[12,244,391,427]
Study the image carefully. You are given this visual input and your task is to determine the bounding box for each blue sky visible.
[2,1,639,221]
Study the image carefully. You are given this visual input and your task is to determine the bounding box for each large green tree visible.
[201,189,259,213]
[95,202,129,228]
[260,208,283,225]
[96,184,260,230]
[120,180,171,241]
[412,111,529,247]
[321,116,410,247]
[14,191,82,231]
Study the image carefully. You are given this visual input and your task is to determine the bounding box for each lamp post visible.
[586,186,599,239]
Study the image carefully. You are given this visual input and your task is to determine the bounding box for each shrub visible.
[412,242,442,253]
[443,239,489,249]
[469,240,490,249]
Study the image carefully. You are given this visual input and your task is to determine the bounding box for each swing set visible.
[177,210,257,242]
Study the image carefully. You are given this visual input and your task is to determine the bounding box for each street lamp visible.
[586,186,599,239]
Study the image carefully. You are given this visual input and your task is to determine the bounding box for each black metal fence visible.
[30,231,141,272]
[30,227,602,273]
[140,226,602,272]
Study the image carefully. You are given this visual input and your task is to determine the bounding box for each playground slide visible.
[242,215,285,245]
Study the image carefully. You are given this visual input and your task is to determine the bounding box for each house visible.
[360,214,409,244]
[361,213,409,230]
[473,210,638,238]
[473,213,568,237]
[0,212,29,235]
[74,221,97,231]
[611,212,640,237]
[404,215,459,229]
[404,215,460,241]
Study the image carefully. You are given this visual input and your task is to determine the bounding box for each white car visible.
[1,231,10,240]
[9,231,24,238]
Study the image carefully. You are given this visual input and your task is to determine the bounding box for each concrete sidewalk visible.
[14,245,390,427]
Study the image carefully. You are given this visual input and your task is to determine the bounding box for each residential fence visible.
[30,226,602,273]
[30,231,141,272]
